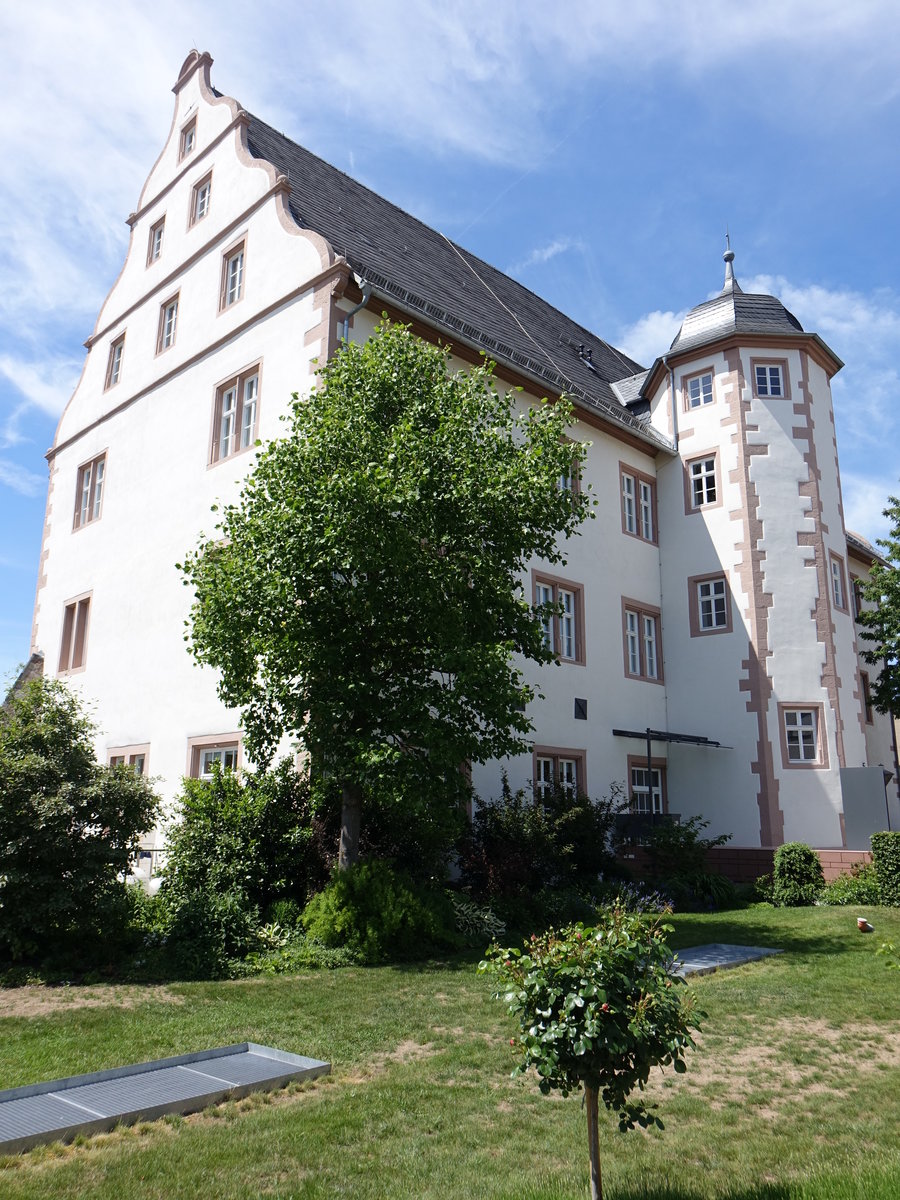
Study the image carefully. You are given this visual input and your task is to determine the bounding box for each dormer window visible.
[180,117,197,160]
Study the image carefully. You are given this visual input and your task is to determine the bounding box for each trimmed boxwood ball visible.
[772,842,824,907]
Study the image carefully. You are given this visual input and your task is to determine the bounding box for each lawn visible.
[1,905,898,1199]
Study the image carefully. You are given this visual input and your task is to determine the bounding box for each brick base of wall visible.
[615,845,873,885]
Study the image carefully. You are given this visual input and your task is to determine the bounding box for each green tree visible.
[0,678,159,961]
[180,321,590,867]
[481,910,701,1200]
[858,494,900,713]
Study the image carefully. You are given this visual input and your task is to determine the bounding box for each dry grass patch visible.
[0,983,185,1019]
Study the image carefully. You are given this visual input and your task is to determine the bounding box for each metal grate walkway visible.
[0,1042,330,1155]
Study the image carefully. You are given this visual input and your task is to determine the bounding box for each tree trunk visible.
[338,781,363,870]
[585,1084,602,1200]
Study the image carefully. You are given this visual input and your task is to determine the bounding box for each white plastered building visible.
[30,52,900,875]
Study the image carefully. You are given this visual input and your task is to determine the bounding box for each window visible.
[58,594,90,673]
[533,747,584,799]
[751,359,788,399]
[180,117,197,160]
[188,735,242,779]
[850,575,864,621]
[104,336,125,390]
[688,455,717,508]
[220,241,245,309]
[620,464,656,543]
[109,745,149,775]
[830,553,848,612]
[684,369,714,409]
[211,367,260,463]
[157,294,179,353]
[860,672,874,725]
[688,573,732,636]
[190,173,211,225]
[147,218,165,265]
[778,704,827,769]
[622,598,663,682]
[533,573,584,664]
[628,760,666,814]
[73,453,106,529]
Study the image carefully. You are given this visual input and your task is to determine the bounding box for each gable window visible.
[752,360,788,399]
[180,117,197,160]
[190,174,211,225]
[533,747,585,799]
[779,703,827,769]
[211,367,260,464]
[220,241,245,309]
[689,573,732,636]
[684,369,714,409]
[58,594,91,674]
[689,455,717,508]
[622,598,663,683]
[533,573,585,664]
[830,552,848,612]
[105,336,125,390]
[187,735,242,779]
[147,218,165,265]
[73,453,106,529]
[157,294,179,353]
[620,464,656,543]
[628,759,666,814]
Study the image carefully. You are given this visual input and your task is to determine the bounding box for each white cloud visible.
[0,458,45,497]
[615,309,684,366]
[0,355,81,422]
[840,473,897,546]
[508,238,586,276]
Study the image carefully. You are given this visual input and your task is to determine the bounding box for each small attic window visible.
[180,117,197,160]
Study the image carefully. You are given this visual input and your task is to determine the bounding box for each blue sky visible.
[2,0,900,684]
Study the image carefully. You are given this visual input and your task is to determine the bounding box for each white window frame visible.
[73,453,106,530]
[180,117,197,160]
[211,367,260,464]
[147,218,165,265]
[220,241,246,309]
[109,745,150,776]
[685,370,714,409]
[754,363,784,397]
[830,553,848,612]
[191,174,212,225]
[58,593,91,674]
[157,294,179,353]
[622,599,663,682]
[690,456,717,508]
[778,704,827,769]
[620,464,657,544]
[533,748,584,800]
[104,336,125,390]
[629,764,665,815]
[533,573,584,664]
[698,577,728,630]
[187,735,242,779]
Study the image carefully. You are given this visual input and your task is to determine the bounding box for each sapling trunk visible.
[585,1084,602,1200]
[338,781,362,869]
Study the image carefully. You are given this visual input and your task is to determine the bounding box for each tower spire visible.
[722,232,742,293]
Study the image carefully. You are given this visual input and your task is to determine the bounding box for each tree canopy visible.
[858,494,900,714]
[180,321,591,865]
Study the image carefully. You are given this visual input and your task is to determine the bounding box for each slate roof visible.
[670,276,804,355]
[245,116,670,448]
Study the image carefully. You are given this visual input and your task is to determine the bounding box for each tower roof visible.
[669,244,804,355]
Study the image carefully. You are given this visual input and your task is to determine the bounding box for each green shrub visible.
[458,777,626,900]
[242,929,360,974]
[753,873,774,903]
[642,816,733,911]
[448,893,506,944]
[772,842,824,907]
[871,831,900,906]
[820,862,882,906]
[301,860,459,963]
[0,678,160,964]
[154,889,261,980]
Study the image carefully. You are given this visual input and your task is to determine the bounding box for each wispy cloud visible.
[0,459,45,497]
[508,238,586,277]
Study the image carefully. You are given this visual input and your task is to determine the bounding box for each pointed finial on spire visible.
[722,230,741,293]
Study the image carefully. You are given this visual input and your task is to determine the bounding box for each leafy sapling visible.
[480,905,702,1200]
